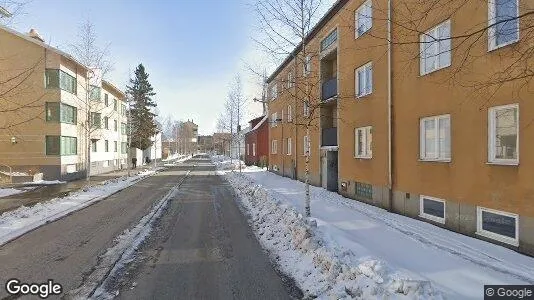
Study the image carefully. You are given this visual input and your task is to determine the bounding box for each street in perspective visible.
[1,0,534,299]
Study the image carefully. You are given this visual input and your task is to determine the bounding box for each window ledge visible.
[419,213,445,224]
[476,231,519,247]
[355,93,372,99]
[486,161,519,166]
[354,156,372,160]
[418,159,451,163]
[488,39,519,52]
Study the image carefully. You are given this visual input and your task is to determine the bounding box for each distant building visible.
[197,135,213,153]
[245,116,268,167]
[179,120,198,154]
[213,132,231,156]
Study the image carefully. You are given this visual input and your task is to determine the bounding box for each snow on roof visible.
[250,115,268,132]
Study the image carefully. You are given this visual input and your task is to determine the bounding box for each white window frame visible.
[271,139,278,154]
[246,143,249,155]
[420,114,451,161]
[304,55,311,76]
[355,62,372,98]
[287,137,292,155]
[287,105,292,122]
[476,206,519,246]
[303,135,310,156]
[355,126,372,159]
[419,195,446,224]
[488,103,519,165]
[252,143,256,156]
[271,112,278,128]
[287,72,293,88]
[488,0,520,51]
[355,0,372,38]
[420,20,451,76]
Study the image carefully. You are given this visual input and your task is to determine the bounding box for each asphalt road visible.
[0,167,187,299]
[113,156,298,300]
[0,156,299,300]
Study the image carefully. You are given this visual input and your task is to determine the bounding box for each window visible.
[355,126,372,158]
[270,84,278,100]
[92,140,97,152]
[121,123,127,135]
[121,104,126,116]
[489,104,518,164]
[321,29,337,51]
[121,142,128,154]
[271,112,278,128]
[45,136,60,155]
[45,69,77,94]
[104,93,109,106]
[246,143,249,155]
[46,136,76,155]
[355,182,372,199]
[287,138,292,155]
[104,117,109,129]
[46,102,77,124]
[105,140,109,152]
[287,72,293,88]
[420,20,451,75]
[89,85,101,101]
[420,196,446,224]
[303,100,310,117]
[271,139,278,154]
[477,207,518,246]
[355,0,372,37]
[114,99,118,111]
[91,112,102,128]
[303,135,310,156]
[420,114,451,161]
[114,141,118,152]
[287,105,292,122]
[488,0,519,50]
[114,120,118,131]
[355,62,372,97]
[304,55,311,76]
[252,143,256,156]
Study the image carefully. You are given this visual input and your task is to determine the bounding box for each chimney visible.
[28,29,45,43]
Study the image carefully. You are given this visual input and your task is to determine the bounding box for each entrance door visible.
[321,153,328,188]
[326,151,338,192]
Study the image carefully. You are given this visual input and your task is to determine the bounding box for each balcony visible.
[322,127,337,146]
[322,77,337,101]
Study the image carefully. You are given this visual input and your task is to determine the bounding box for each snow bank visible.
[0,188,25,198]
[226,172,440,299]
[211,155,248,171]
[0,169,157,246]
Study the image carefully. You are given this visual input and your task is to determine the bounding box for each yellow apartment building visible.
[267,0,534,255]
[0,25,129,180]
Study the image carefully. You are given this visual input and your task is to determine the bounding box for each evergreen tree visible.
[127,64,158,150]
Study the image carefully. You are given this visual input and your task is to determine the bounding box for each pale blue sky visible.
[10,0,264,134]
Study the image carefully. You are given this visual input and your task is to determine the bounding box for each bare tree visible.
[69,19,115,181]
[253,0,329,218]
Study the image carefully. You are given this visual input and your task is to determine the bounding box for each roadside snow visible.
[0,169,158,246]
[27,180,65,185]
[211,155,246,171]
[0,188,25,198]
[217,158,534,299]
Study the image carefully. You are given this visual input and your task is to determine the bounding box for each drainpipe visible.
[387,0,393,211]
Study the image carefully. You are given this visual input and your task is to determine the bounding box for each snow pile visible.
[211,155,247,171]
[0,171,29,176]
[28,179,65,185]
[0,169,158,246]
[0,188,25,198]
[162,153,188,162]
[226,172,440,299]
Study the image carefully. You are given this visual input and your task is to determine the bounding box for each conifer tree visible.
[127,64,158,150]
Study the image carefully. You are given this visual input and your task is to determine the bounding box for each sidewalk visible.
[0,167,152,214]
[229,166,534,299]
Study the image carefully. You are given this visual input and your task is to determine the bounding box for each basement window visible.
[355,182,372,199]
[477,206,518,246]
[419,196,446,224]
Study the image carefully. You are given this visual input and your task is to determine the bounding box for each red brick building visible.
[244,115,268,167]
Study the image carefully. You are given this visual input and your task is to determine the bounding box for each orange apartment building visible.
[267,0,534,255]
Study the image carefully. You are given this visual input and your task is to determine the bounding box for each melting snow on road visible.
[0,169,158,246]
[217,160,534,299]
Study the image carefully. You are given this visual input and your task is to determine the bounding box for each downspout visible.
[387,0,393,211]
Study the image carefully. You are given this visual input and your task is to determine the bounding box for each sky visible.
[7,0,267,135]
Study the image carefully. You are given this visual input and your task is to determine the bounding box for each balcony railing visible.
[322,77,337,101]
[322,127,337,146]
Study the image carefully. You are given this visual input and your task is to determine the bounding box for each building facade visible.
[197,135,214,153]
[0,25,128,180]
[245,115,269,167]
[266,0,534,255]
